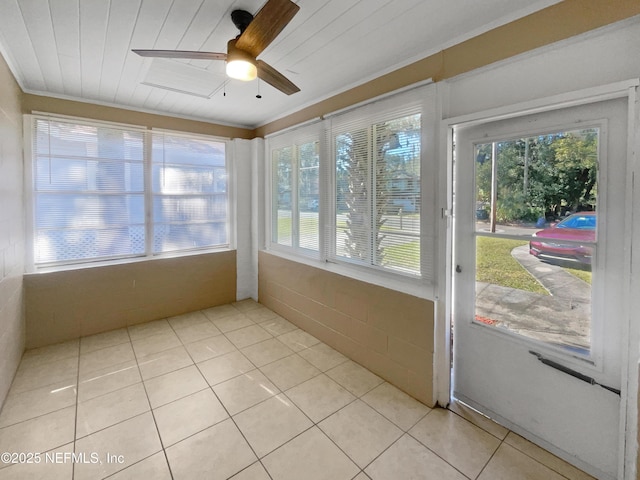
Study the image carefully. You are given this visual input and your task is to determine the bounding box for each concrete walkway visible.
[475,246,591,352]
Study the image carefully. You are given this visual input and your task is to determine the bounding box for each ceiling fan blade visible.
[235,0,300,58]
[132,49,227,61]
[256,60,300,95]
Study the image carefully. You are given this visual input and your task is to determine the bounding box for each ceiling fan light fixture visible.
[132,0,301,94]
[226,58,257,81]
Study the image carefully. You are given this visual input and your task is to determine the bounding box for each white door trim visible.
[435,79,639,479]
[621,84,639,480]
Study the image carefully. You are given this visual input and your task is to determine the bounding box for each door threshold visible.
[452,394,613,480]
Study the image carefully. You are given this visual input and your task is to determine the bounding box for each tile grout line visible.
[446,403,584,479]
[278,376,383,477]
[315,381,434,478]
[207,323,390,475]
[99,320,172,478]
[472,433,505,480]
[496,439,584,480]
[83,324,438,480]
[201,303,370,477]
[185,308,277,478]
[401,409,478,480]
[186,312,362,476]
[148,315,197,480]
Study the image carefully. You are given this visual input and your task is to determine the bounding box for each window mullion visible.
[319,123,331,261]
[292,144,300,249]
[144,130,154,257]
[369,125,375,267]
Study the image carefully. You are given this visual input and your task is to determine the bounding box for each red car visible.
[529,212,596,264]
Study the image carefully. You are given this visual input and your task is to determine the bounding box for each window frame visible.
[265,83,437,295]
[329,111,424,278]
[266,122,323,259]
[24,114,233,272]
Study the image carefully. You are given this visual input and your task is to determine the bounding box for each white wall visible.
[251,138,265,278]
[445,18,640,118]
[234,138,256,300]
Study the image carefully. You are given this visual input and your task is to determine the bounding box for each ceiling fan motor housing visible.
[231,10,254,34]
[227,38,254,63]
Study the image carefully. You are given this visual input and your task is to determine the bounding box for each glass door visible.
[453,97,628,480]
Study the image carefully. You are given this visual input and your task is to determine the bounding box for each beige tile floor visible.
[0,299,595,479]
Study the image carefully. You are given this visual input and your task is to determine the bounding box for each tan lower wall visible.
[0,50,25,407]
[258,251,434,406]
[24,251,236,349]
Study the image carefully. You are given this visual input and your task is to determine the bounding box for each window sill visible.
[262,247,435,301]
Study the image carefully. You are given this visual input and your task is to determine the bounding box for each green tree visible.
[475,128,598,223]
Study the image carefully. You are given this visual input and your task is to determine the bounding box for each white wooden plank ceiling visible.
[0,0,560,128]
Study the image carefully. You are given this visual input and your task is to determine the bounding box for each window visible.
[268,85,436,284]
[152,131,228,253]
[270,126,321,255]
[29,116,228,267]
[334,113,421,275]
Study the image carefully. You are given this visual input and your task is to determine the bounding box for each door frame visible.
[434,79,639,478]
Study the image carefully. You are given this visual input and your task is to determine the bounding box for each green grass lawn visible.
[563,265,592,284]
[277,216,292,239]
[476,237,548,295]
[277,214,319,239]
[383,240,420,272]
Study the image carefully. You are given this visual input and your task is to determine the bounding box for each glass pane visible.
[152,133,227,253]
[474,128,597,354]
[151,134,225,168]
[152,195,227,223]
[374,114,421,275]
[474,129,598,234]
[153,222,227,253]
[35,225,145,263]
[273,146,293,246]
[35,194,145,229]
[298,141,319,251]
[33,119,146,264]
[152,165,226,194]
[36,158,143,192]
[335,130,370,263]
[35,119,144,161]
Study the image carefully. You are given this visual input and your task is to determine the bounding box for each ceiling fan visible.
[133,0,300,95]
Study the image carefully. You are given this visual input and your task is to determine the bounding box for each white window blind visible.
[32,117,146,264]
[30,116,228,267]
[151,131,228,253]
[332,112,422,275]
[327,86,436,281]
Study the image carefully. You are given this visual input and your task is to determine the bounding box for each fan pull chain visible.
[256,78,262,99]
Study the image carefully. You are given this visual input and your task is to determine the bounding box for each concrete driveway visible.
[475,245,591,353]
